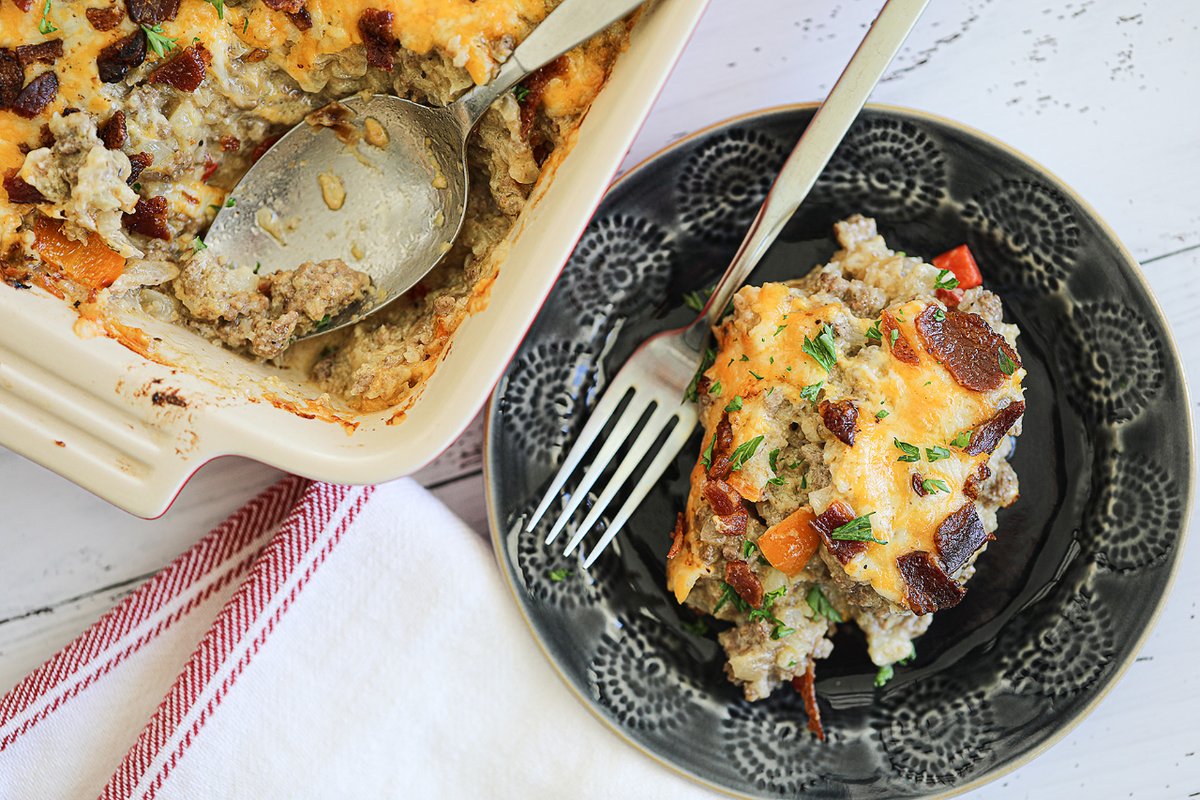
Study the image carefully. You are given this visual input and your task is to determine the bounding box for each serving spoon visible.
[203,0,646,339]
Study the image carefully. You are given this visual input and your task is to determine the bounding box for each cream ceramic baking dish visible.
[0,0,709,517]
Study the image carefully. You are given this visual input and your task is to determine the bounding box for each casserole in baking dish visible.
[0,0,709,515]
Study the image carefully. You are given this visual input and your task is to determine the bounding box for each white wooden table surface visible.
[3,1,1198,797]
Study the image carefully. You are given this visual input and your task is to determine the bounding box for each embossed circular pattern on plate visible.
[486,106,1191,799]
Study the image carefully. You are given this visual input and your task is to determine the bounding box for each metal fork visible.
[527,0,930,567]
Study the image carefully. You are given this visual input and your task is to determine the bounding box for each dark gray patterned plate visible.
[483,105,1193,798]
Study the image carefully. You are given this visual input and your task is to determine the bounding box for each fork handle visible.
[684,0,930,350]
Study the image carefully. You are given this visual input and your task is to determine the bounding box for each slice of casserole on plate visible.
[666,215,1026,737]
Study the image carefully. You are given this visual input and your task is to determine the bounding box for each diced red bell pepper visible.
[200,156,219,182]
[936,287,964,308]
[932,244,982,289]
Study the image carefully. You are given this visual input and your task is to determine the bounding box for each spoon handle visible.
[452,0,647,131]
[684,0,930,348]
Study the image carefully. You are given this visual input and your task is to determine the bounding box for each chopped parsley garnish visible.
[800,471,808,490]
[922,477,951,494]
[37,0,57,33]
[548,568,570,582]
[830,512,887,544]
[740,354,749,362]
[713,581,747,615]
[802,323,838,373]
[724,395,743,413]
[934,269,960,290]
[874,664,895,688]
[799,381,823,403]
[513,84,531,103]
[899,644,917,665]
[226,197,236,207]
[749,370,764,380]
[771,624,795,640]
[889,328,900,347]
[314,314,333,332]
[998,348,1017,376]
[865,320,882,341]
[191,237,207,252]
[203,0,225,19]
[766,449,785,485]
[933,308,946,322]
[242,15,249,33]
[893,438,920,463]
[766,386,775,398]
[709,380,722,396]
[141,24,179,58]
[774,324,787,336]
[728,435,764,471]
[806,586,843,623]
[700,431,717,470]
[681,618,708,637]
[926,445,951,462]
[742,539,759,559]
[875,409,889,420]
[951,430,972,448]
[684,347,716,402]
[253,262,262,274]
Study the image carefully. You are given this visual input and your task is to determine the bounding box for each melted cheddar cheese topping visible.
[694,284,1024,608]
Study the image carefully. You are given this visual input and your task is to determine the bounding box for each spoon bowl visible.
[204,0,647,340]
[205,96,470,337]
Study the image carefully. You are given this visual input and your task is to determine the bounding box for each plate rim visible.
[482,100,1196,799]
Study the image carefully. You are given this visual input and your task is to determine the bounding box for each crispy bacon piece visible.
[244,48,270,63]
[707,415,736,480]
[287,7,312,30]
[97,30,147,84]
[99,110,127,149]
[703,478,740,517]
[3,171,45,203]
[811,500,865,565]
[915,305,1021,392]
[962,462,992,500]
[12,0,33,10]
[262,0,305,11]
[667,512,685,559]
[936,287,964,309]
[220,135,241,152]
[966,400,1025,456]
[0,49,22,108]
[704,479,748,538]
[126,0,181,24]
[12,71,57,118]
[147,44,211,92]
[16,40,63,68]
[819,399,858,446]
[724,560,764,608]
[127,151,153,185]
[881,309,920,365]
[791,661,825,741]
[358,8,396,70]
[519,56,568,138]
[86,5,124,30]
[897,550,965,615]
[934,503,990,574]
[122,195,170,240]
[911,473,927,497]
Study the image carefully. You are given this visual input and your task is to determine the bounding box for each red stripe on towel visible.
[0,476,310,750]
[101,483,373,800]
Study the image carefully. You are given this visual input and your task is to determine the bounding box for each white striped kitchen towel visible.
[0,476,712,799]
